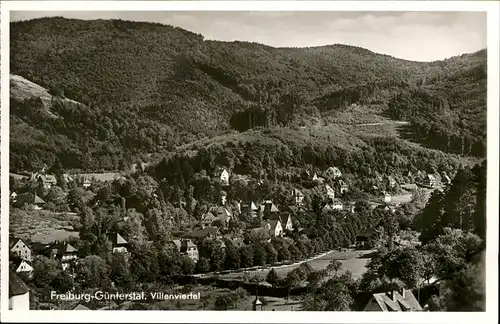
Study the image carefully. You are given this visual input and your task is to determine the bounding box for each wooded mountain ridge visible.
[10,17,487,172]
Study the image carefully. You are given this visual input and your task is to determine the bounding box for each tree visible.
[435,252,485,311]
[180,256,196,275]
[224,242,241,270]
[195,257,211,273]
[253,244,267,266]
[423,228,483,281]
[378,246,425,289]
[264,243,278,265]
[266,268,280,287]
[239,245,254,268]
[327,259,342,275]
[75,255,111,289]
[302,273,355,311]
[31,256,62,291]
[110,252,133,289]
[52,270,74,294]
[67,187,95,212]
[284,270,301,302]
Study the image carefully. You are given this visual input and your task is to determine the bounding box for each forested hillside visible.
[10,17,487,172]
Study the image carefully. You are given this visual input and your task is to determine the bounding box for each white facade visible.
[220,169,230,186]
[11,239,32,262]
[9,292,30,311]
[113,246,128,253]
[15,260,34,276]
[325,184,335,200]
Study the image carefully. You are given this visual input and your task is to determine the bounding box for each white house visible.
[221,191,227,206]
[322,198,344,212]
[325,184,335,200]
[107,232,129,253]
[10,238,32,262]
[325,167,342,179]
[172,239,199,263]
[9,271,30,311]
[270,213,293,232]
[292,189,305,206]
[13,259,34,278]
[338,180,349,194]
[265,219,283,237]
[214,167,230,186]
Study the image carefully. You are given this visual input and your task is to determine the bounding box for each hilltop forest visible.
[10,17,486,174]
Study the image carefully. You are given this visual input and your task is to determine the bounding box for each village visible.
[8,162,451,311]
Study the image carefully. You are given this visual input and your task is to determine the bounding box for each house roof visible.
[213,166,229,177]
[62,173,74,182]
[9,270,30,297]
[12,258,32,269]
[293,189,304,197]
[107,232,128,246]
[209,206,232,217]
[75,172,125,182]
[427,174,436,180]
[191,226,220,238]
[73,303,92,310]
[51,242,78,256]
[268,219,281,231]
[16,192,46,205]
[9,237,30,250]
[370,290,422,311]
[172,239,182,250]
[263,201,279,213]
[270,213,292,225]
[201,212,217,223]
[39,174,57,184]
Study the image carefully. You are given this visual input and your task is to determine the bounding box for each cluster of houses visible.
[9,232,129,280]
[9,167,127,210]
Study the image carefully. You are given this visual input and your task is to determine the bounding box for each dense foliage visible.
[10,17,486,172]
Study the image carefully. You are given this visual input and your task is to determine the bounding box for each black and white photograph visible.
[1,1,498,323]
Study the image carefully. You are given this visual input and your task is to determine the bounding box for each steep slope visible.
[9,17,487,172]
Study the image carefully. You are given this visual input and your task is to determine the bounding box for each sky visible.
[10,11,487,62]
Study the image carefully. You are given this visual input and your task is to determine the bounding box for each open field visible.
[216,249,374,281]
[10,209,79,243]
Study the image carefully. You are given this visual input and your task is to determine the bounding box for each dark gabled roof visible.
[270,213,292,225]
[9,270,30,297]
[263,201,279,213]
[15,192,46,205]
[9,237,30,250]
[268,219,281,231]
[11,258,32,269]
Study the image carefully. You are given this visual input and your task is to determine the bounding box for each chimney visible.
[400,288,406,299]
